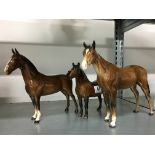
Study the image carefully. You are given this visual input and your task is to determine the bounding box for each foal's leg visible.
[61,90,70,112]
[109,90,117,128]
[65,94,70,112]
[139,83,154,115]
[130,86,140,113]
[97,94,102,111]
[84,97,89,118]
[78,96,83,117]
[70,93,78,113]
[34,96,41,123]
[104,92,111,122]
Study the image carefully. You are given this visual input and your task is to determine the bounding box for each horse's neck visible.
[75,77,84,85]
[75,72,89,85]
[93,54,110,75]
[21,64,37,84]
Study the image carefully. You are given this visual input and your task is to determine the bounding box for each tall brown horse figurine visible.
[81,41,154,128]
[67,62,102,118]
[4,48,78,123]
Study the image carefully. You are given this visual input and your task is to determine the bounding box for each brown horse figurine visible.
[81,41,154,128]
[4,48,78,123]
[67,62,102,118]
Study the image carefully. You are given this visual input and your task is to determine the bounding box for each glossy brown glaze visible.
[81,41,154,128]
[67,62,102,118]
[4,48,78,123]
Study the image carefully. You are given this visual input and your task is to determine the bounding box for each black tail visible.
[147,82,151,96]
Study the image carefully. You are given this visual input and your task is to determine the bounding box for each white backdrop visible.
[0,20,155,103]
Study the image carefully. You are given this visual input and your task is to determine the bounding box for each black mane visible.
[79,67,89,81]
[20,55,39,74]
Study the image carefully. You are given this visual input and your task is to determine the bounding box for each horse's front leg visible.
[104,92,111,122]
[109,90,117,128]
[29,96,37,120]
[34,96,41,123]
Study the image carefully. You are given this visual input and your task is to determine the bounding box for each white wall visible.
[0,19,114,46]
[0,20,114,103]
[1,20,155,103]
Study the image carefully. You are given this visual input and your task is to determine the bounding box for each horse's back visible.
[58,74,73,90]
[124,65,147,76]
[116,65,148,89]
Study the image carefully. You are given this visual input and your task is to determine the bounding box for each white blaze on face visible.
[82,58,87,70]
[81,49,89,70]
[4,65,9,73]
[4,58,11,73]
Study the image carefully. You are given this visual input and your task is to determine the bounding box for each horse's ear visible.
[12,48,15,55]
[83,42,87,49]
[72,62,75,67]
[92,40,96,49]
[77,62,80,66]
[15,48,20,55]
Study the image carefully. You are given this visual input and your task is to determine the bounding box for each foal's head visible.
[68,62,81,79]
[68,62,88,80]
[81,40,97,70]
[4,48,22,75]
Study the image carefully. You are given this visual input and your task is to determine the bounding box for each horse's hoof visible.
[104,119,110,122]
[75,109,78,113]
[149,112,154,116]
[133,110,139,113]
[83,115,88,119]
[65,108,69,112]
[78,114,83,117]
[97,108,101,112]
[31,117,36,120]
[34,120,40,124]
[104,117,110,122]
[109,124,116,128]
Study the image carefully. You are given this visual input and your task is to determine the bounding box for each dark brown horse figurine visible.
[4,48,78,123]
[81,41,154,128]
[67,62,102,118]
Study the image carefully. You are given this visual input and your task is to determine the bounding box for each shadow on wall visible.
[97,37,115,64]
[50,19,88,45]
[105,37,114,48]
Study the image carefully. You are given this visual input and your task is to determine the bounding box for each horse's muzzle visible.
[4,65,10,75]
[81,59,88,70]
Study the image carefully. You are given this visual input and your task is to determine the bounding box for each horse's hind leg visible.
[130,86,140,113]
[84,97,89,118]
[61,90,70,112]
[139,82,154,115]
[97,94,102,111]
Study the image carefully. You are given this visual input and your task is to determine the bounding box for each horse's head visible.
[4,48,22,75]
[81,40,97,70]
[68,62,81,79]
